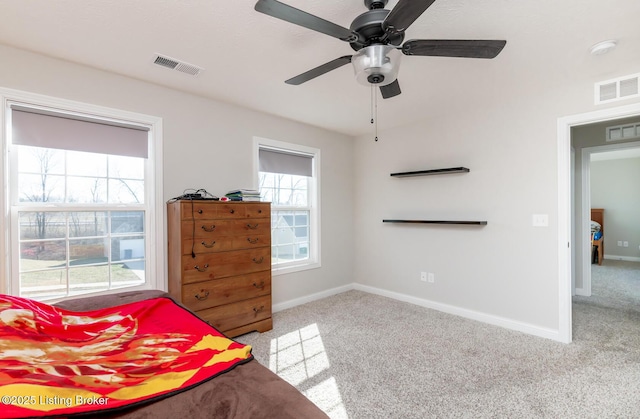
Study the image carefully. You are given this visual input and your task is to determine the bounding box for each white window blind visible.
[11,106,149,158]
[259,148,313,177]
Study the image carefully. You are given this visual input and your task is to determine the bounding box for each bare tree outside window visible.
[19,148,63,241]
[15,145,146,300]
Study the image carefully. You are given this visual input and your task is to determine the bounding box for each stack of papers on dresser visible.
[225,189,262,201]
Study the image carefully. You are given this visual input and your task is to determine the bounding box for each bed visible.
[0,290,329,419]
[591,208,604,265]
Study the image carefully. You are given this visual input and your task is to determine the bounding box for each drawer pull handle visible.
[258,209,262,214]
[253,305,265,314]
[198,209,203,214]
[247,237,259,244]
[194,264,209,272]
[195,290,210,301]
[252,256,264,264]
[201,224,216,232]
[201,240,216,248]
[229,209,235,214]
[247,223,259,229]
[253,281,265,290]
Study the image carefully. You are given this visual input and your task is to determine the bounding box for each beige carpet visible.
[239,261,640,418]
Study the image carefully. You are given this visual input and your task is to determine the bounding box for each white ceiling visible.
[1,0,638,136]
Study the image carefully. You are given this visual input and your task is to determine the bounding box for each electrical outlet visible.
[420,272,427,282]
[428,272,435,283]
[618,241,623,247]
[624,241,629,247]
[532,214,549,227]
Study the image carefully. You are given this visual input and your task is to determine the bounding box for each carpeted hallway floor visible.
[239,260,640,418]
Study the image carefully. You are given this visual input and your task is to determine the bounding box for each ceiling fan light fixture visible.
[352,45,401,87]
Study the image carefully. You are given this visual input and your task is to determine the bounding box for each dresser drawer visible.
[181,271,271,312]
[182,233,270,255]
[182,247,271,284]
[180,202,269,220]
[183,218,270,239]
[198,295,272,333]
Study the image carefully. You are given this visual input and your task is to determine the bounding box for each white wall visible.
[591,157,640,260]
[0,44,354,305]
[353,73,640,337]
[354,105,556,331]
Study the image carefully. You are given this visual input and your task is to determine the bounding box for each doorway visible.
[577,141,640,296]
[557,102,640,344]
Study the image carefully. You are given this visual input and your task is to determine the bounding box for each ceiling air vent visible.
[152,54,203,77]
[595,72,640,104]
[606,122,640,142]
[620,76,639,97]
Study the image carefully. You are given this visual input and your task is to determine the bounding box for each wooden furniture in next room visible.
[591,208,604,266]
[167,200,272,337]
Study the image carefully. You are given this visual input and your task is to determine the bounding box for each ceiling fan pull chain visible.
[374,86,379,142]
[370,84,374,125]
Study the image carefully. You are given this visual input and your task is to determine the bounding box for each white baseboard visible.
[603,254,640,262]
[273,283,563,342]
[575,287,589,296]
[352,283,563,342]
[272,283,355,313]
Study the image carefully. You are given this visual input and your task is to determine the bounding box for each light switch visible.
[532,214,549,227]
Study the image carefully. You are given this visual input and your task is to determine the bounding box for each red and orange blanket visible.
[0,295,253,418]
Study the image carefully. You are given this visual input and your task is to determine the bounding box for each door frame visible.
[558,101,640,343]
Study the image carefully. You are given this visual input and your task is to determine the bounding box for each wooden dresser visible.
[167,200,272,337]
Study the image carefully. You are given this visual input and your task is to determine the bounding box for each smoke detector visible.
[589,40,617,56]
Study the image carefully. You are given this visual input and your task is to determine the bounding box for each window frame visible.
[254,137,321,275]
[0,87,164,300]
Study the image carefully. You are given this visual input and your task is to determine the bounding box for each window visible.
[1,89,163,301]
[255,138,320,273]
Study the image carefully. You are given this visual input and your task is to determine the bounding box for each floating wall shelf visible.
[386,166,482,225]
[383,219,487,226]
[390,167,470,177]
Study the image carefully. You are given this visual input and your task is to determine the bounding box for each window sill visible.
[35,283,163,304]
[272,261,321,276]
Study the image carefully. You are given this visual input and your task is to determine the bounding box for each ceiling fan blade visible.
[382,0,436,35]
[255,0,359,43]
[402,40,507,58]
[380,79,401,99]
[285,56,353,85]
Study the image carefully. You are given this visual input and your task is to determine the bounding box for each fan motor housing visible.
[350,8,405,51]
[364,0,387,9]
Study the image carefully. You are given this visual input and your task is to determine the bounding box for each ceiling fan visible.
[255,0,506,99]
